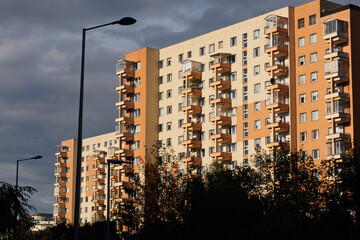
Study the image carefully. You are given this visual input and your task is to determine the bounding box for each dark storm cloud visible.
[0,0,358,213]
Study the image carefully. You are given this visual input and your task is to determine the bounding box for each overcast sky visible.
[0,0,357,213]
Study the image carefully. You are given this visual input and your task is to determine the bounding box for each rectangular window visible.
[255,138,261,148]
[300,112,307,123]
[209,44,215,53]
[187,51,192,58]
[254,65,260,75]
[167,58,172,66]
[243,86,248,101]
[230,125,237,134]
[253,29,260,39]
[131,109,140,118]
[312,129,319,140]
[167,73,172,82]
[230,90,237,99]
[242,33,247,47]
[310,52,317,63]
[242,51,247,65]
[230,37,237,46]
[166,122,172,131]
[255,120,261,130]
[158,92,163,100]
[309,15,316,25]
[159,108,164,116]
[158,60,163,68]
[167,105,172,115]
[310,33,317,44]
[299,93,306,104]
[243,104,248,119]
[178,119,183,128]
[178,135,184,144]
[158,76,163,84]
[312,149,319,159]
[243,141,248,155]
[178,54,183,63]
[158,124,163,132]
[242,69,248,83]
[254,83,260,93]
[253,47,260,57]
[166,138,172,147]
[230,72,237,81]
[298,37,305,47]
[311,110,319,121]
[311,72,318,82]
[130,141,140,150]
[299,74,306,85]
[300,132,307,142]
[299,56,305,66]
[311,91,318,101]
[298,18,305,29]
[254,102,261,111]
[218,41,223,49]
[167,89,172,98]
[199,47,205,56]
[243,122,248,137]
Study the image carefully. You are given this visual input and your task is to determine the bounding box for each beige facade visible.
[54,0,360,232]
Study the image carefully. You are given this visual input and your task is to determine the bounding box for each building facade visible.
[54,0,360,232]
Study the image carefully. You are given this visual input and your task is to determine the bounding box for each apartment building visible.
[54,0,360,232]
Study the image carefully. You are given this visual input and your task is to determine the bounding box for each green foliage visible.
[0,181,36,239]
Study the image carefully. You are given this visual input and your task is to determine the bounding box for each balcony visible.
[181,105,202,115]
[116,116,134,125]
[210,115,231,126]
[324,59,348,82]
[120,181,133,190]
[54,187,66,197]
[326,133,350,141]
[117,198,133,206]
[93,185,106,194]
[181,139,202,149]
[182,122,202,131]
[93,195,106,205]
[54,179,66,188]
[116,100,134,110]
[210,79,231,90]
[266,101,289,113]
[323,19,347,44]
[93,177,105,184]
[116,84,134,95]
[326,112,350,123]
[266,141,289,150]
[264,15,288,35]
[324,51,348,60]
[182,87,202,96]
[182,60,202,81]
[55,161,66,167]
[54,168,66,178]
[116,60,135,78]
[115,148,134,158]
[210,133,231,143]
[94,164,106,174]
[93,155,105,164]
[210,152,232,162]
[55,152,67,158]
[120,165,134,174]
[266,83,289,92]
[210,98,231,107]
[265,65,288,77]
[266,122,289,133]
[210,53,231,74]
[324,92,349,101]
[182,157,202,167]
[265,44,288,58]
[118,132,134,142]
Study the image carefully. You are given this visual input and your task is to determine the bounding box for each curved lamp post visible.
[74,17,136,240]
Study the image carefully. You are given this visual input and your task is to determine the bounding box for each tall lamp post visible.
[106,159,132,240]
[74,17,136,240]
[15,155,43,239]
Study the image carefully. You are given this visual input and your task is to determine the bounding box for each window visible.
[166,138,172,147]
[230,90,237,99]
[178,54,183,63]
[133,61,141,70]
[230,125,237,134]
[230,37,237,46]
[158,124,163,132]
[178,136,184,144]
[241,33,247,48]
[158,60,163,68]
[228,54,236,64]
[309,15,316,25]
[218,41,223,49]
[130,141,140,150]
[254,83,260,93]
[158,76,163,84]
[253,47,260,57]
[243,123,248,137]
[311,110,319,121]
[209,44,215,53]
[300,132,307,142]
[242,69,248,83]
[187,51,192,58]
[300,112,307,123]
[298,18,305,28]
[130,93,140,102]
[310,52,317,63]
[253,29,260,39]
[255,120,261,130]
[231,107,237,116]
[311,91,318,101]
[310,33,317,44]
[243,141,248,155]
[166,58,171,66]
[242,51,247,65]
[159,108,164,116]
[242,86,248,101]
[254,65,260,75]
[243,104,248,119]
[199,47,205,56]
[299,74,306,85]
[255,138,261,148]
[311,72,318,82]
[299,56,305,66]
[312,149,319,160]
[131,109,140,118]
[167,105,172,115]
[299,93,306,104]
[254,102,261,111]
[167,89,172,98]
[230,72,237,81]
[167,73,172,82]
[166,122,172,131]
[178,119,184,128]
[298,37,305,47]
[312,129,319,140]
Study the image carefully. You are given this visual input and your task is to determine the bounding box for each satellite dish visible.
[270,78,275,85]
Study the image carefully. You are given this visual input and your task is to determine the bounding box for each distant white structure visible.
[30,213,55,231]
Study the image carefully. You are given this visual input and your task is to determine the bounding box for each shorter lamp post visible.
[15,155,43,240]
[106,159,132,240]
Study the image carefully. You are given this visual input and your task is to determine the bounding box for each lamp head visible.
[114,17,137,26]
[33,155,43,159]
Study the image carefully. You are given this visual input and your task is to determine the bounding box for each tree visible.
[0,181,37,239]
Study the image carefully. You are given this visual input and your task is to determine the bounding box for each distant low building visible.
[30,213,55,231]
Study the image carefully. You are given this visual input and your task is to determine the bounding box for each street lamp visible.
[74,17,136,240]
[15,155,43,240]
[106,159,132,240]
